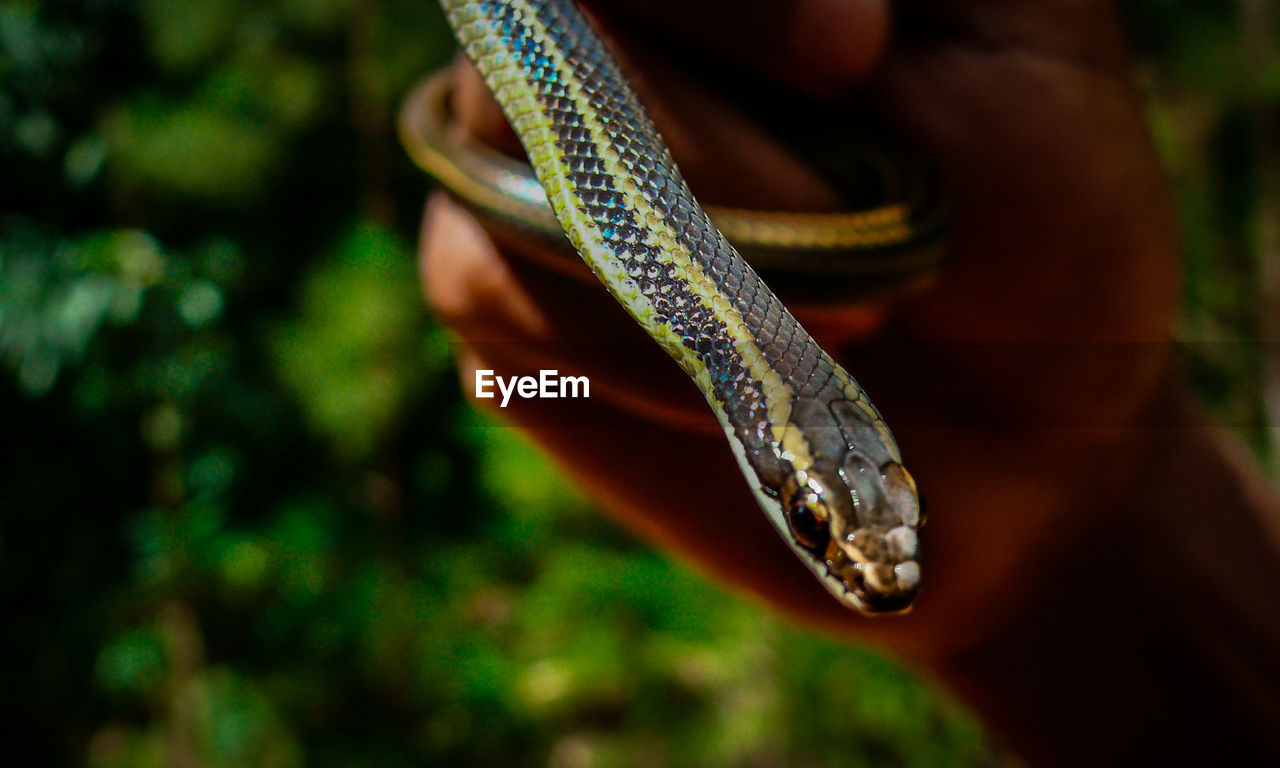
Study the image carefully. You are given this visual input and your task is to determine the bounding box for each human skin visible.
[418,0,1280,763]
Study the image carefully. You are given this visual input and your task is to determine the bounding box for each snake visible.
[417,0,938,614]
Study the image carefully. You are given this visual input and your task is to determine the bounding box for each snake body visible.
[436,0,924,613]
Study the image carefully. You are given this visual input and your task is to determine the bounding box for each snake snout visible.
[827,456,924,613]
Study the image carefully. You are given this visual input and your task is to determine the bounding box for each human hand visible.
[419,0,1181,663]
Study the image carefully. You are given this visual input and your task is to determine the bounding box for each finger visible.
[584,0,891,94]
[420,192,717,429]
[893,0,1131,73]
[449,55,847,212]
[879,57,1179,340]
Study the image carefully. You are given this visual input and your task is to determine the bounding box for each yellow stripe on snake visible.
[428,0,929,614]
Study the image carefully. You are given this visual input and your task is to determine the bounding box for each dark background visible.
[2,1,1276,765]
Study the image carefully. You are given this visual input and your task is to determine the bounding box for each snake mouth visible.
[846,574,918,614]
[827,549,921,615]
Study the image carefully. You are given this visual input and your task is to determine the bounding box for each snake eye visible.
[787,498,830,554]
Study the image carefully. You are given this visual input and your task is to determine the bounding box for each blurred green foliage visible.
[1138,0,1280,459]
[1,1,1276,766]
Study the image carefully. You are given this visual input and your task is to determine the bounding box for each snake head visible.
[782,455,922,615]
